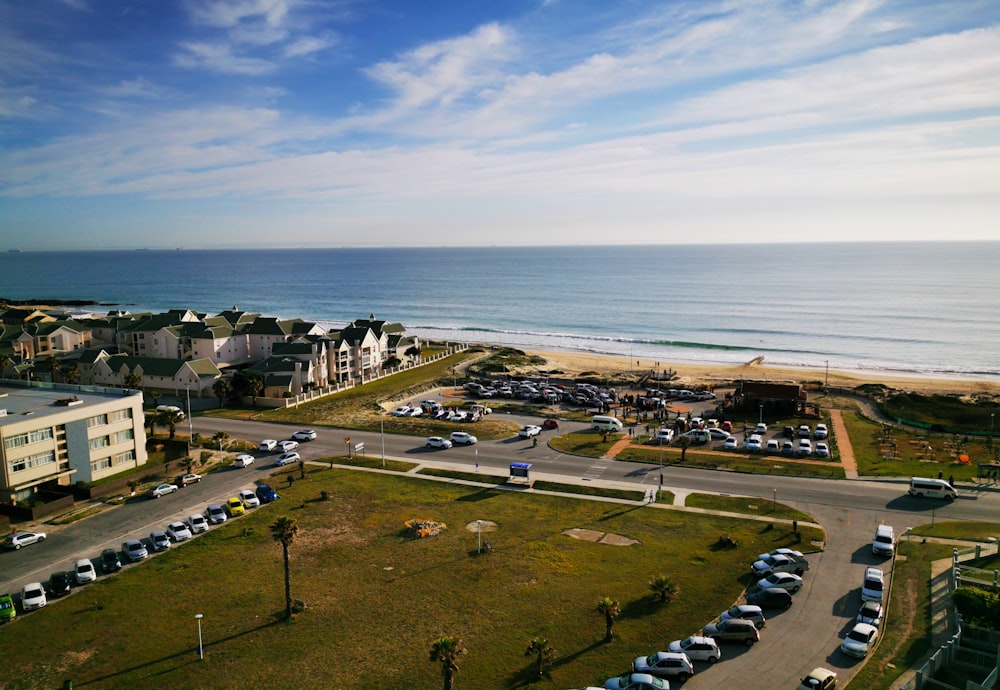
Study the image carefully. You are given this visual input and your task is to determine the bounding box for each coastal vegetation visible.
[1,470,819,689]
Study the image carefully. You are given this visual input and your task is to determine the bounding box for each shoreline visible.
[507,347,1000,397]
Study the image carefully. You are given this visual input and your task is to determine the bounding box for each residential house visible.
[30,320,93,356]
[245,317,325,362]
[86,353,221,397]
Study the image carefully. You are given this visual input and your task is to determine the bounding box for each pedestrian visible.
[938,471,943,480]
[287,474,295,487]
[948,474,954,487]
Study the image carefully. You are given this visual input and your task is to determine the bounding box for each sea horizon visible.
[2,242,998,383]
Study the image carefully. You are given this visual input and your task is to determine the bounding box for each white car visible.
[756,572,803,593]
[707,428,731,442]
[391,406,411,416]
[798,667,838,690]
[75,559,97,584]
[275,451,300,466]
[450,432,478,445]
[519,425,542,438]
[861,567,885,602]
[149,483,178,498]
[720,604,766,629]
[603,673,670,689]
[234,454,255,468]
[425,436,452,449]
[766,439,781,452]
[405,407,423,417]
[166,521,193,542]
[631,651,694,681]
[155,405,185,419]
[814,423,829,439]
[757,547,805,561]
[3,531,47,549]
[744,435,762,452]
[722,437,739,450]
[291,429,317,441]
[857,600,884,627]
[239,489,260,508]
[841,622,878,658]
[815,442,830,457]
[188,514,210,533]
[655,429,675,443]
[797,439,813,455]
[258,439,278,452]
[21,582,47,611]
[667,636,721,663]
[754,423,768,434]
[276,440,299,452]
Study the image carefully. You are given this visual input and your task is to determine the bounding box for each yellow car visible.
[225,497,245,517]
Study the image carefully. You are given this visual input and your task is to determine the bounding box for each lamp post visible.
[185,384,193,458]
[195,613,204,660]
[905,527,912,557]
[771,487,777,512]
[477,519,482,554]
[759,404,764,425]
[658,436,664,501]
[380,412,385,469]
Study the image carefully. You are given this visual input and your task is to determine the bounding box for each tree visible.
[147,410,161,435]
[127,479,139,496]
[212,430,229,451]
[597,597,621,642]
[405,345,421,359]
[182,457,194,475]
[42,356,60,382]
[61,364,80,384]
[270,515,299,619]
[648,575,680,604]
[0,353,12,378]
[429,636,466,690]
[124,371,143,390]
[233,370,265,406]
[212,378,232,408]
[161,409,183,439]
[525,637,556,678]
[677,435,691,462]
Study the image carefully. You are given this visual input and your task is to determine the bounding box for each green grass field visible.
[2,470,821,690]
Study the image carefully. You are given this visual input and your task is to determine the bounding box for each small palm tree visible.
[648,575,680,604]
[182,457,194,475]
[162,409,183,439]
[269,516,299,619]
[429,636,466,690]
[525,636,556,678]
[677,435,690,462]
[597,597,621,642]
[212,378,232,408]
[61,364,80,384]
[124,371,143,390]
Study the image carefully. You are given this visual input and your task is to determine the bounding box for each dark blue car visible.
[255,484,279,503]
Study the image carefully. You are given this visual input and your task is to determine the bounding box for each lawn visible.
[616,444,846,479]
[684,494,815,523]
[3,470,818,690]
[841,411,986,481]
[909,521,1000,542]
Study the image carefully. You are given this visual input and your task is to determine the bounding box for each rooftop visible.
[0,381,140,428]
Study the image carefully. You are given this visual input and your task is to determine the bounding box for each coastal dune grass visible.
[2,470,820,690]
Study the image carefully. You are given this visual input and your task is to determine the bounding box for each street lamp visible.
[195,613,204,660]
[771,488,777,512]
[477,519,483,554]
[759,404,764,425]
[990,413,995,451]
[185,384,193,458]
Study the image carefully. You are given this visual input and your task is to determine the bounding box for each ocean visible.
[1,243,998,381]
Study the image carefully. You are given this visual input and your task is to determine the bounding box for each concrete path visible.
[829,409,859,479]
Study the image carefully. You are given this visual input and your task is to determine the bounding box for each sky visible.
[1,0,999,250]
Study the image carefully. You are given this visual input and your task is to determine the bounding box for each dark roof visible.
[250,357,302,373]
[102,355,220,378]
[739,381,805,401]
[271,341,316,356]
[245,317,303,336]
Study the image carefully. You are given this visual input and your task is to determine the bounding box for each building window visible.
[112,429,134,444]
[91,457,112,472]
[9,450,56,473]
[86,414,108,428]
[89,436,110,450]
[110,408,132,422]
[113,451,135,466]
[3,428,53,450]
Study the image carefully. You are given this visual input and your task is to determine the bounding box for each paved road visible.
[3,414,994,690]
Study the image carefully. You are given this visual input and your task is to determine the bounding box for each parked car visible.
[872,524,895,556]
[391,406,411,416]
[205,505,227,525]
[631,650,694,680]
[150,483,178,498]
[274,451,300,466]
[75,559,97,584]
[707,428,731,442]
[798,424,812,438]
[720,604,766,629]
[239,489,260,508]
[3,531,47,550]
[722,437,739,450]
[100,548,122,574]
[0,593,15,623]
[405,407,423,417]
[291,429,317,441]
[667,636,720,663]
[188,514,209,533]
[841,622,878,658]
[450,432,478,445]
[765,439,781,452]
[781,440,795,454]
[744,435,762,452]
[747,586,793,609]
[857,600,884,627]
[150,530,172,551]
[167,521,193,541]
[814,423,829,439]
[702,618,760,646]
[425,436,453,449]
[156,405,185,419]
[178,473,202,486]
[234,454,255,468]
[783,425,796,439]
[21,582,47,611]
[543,419,560,429]
[861,567,885,602]
[276,440,299,452]
[225,497,245,517]
[603,673,670,689]
[122,539,148,562]
[754,423,768,434]
[797,439,813,455]
[756,572,803,593]
[259,439,278,451]
[815,442,830,457]
[256,484,279,503]
[752,553,809,577]
[519,425,542,438]
[797,667,837,690]
[48,571,72,597]
[758,547,806,561]
[655,428,675,444]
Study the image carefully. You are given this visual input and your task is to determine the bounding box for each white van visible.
[156,404,185,419]
[683,429,711,444]
[872,524,895,556]
[908,477,956,500]
[591,415,623,432]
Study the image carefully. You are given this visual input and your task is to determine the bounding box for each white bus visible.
[908,477,957,500]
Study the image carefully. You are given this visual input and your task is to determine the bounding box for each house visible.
[0,382,148,506]
[30,320,93,355]
[245,317,325,362]
[86,353,221,397]
[328,325,382,383]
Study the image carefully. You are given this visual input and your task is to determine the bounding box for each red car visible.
[543,419,559,429]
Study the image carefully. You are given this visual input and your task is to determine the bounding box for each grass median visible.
[4,469,820,690]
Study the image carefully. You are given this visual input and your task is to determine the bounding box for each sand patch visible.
[465,520,498,532]
[563,528,639,546]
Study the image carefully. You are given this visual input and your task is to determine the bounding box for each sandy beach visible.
[516,348,1000,397]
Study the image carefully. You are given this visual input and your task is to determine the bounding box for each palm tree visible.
[162,409,183,439]
[182,457,194,475]
[269,516,299,619]
[648,575,680,604]
[233,370,264,406]
[146,410,161,436]
[212,378,232,408]
[124,371,143,390]
[677,435,690,462]
[525,637,556,678]
[597,597,621,642]
[429,636,466,690]
[61,364,80,384]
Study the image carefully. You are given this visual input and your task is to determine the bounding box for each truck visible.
[751,553,810,577]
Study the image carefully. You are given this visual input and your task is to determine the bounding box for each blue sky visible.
[1,0,998,249]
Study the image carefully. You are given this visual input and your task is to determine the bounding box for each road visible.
[3,413,994,689]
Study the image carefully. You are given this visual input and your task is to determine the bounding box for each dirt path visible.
[828,409,859,478]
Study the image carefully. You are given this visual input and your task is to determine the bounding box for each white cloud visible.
[283,33,337,58]
[186,0,291,30]
[174,41,276,75]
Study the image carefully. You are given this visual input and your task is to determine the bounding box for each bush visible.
[952,587,1000,627]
